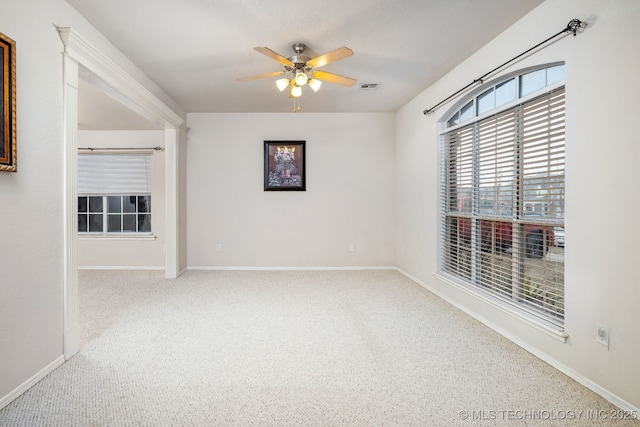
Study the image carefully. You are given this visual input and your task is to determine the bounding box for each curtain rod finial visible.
[566,19,582,36]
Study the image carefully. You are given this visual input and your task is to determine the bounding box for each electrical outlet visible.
[215,243,222,252]
[349,243,355,252]
[596,323,609,348]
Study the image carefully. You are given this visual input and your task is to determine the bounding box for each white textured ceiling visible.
[68,0,544,126]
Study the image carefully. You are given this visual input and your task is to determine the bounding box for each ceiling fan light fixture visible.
[294,71,308,86]
[291,85,302,98]
[276,78,290,91]
[308,78,322,92]
[239,43,357,105]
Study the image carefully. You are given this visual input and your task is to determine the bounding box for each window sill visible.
[78,233,157,241]
[433,272,569,343]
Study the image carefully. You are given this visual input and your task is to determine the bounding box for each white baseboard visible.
[78,266,165,271]
[187,265,398,271]
[0,355,65,411]
[81,265,397,272]
[396,268,640,415]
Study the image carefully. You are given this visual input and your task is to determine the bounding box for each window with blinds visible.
[440,66,565,327]
[78,153,152,234]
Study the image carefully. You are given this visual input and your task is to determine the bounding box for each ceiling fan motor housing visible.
[286,44,312,71]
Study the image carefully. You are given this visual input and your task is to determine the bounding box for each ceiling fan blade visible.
[237,70,286,82]
[307,46,354,69]
[254,47,294,67]
[312,70,357,87]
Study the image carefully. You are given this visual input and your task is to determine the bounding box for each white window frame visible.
[444,63,566,131]
[438,63,566,334]
[78,194,153,237]
[77,152,154,239]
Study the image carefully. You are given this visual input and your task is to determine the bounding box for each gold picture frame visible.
[1,31,16,172]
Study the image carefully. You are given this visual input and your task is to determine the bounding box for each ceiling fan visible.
[237,43,357,99]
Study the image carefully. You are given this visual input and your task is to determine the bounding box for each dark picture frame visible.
[264,140,306,191]
[0,31,16,172]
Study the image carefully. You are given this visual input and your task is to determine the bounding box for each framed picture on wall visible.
[264,140,306,191]
[0,31,16,172]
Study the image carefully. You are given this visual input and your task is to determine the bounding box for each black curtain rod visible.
[78,146,163,151]
[423,18,583,116]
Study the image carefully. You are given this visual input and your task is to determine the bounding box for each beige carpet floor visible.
[0,269,637,426]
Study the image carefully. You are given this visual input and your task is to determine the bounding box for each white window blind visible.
[78,154,152,195]
[441,87,565,326]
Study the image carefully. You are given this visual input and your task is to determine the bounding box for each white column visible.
[165,127,179,278]
[62,53,80,359]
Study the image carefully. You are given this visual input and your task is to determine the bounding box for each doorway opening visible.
[59,27,184,359]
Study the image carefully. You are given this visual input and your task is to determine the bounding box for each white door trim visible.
[57,27,184,359]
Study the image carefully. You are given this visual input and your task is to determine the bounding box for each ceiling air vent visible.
[360,82,380,90]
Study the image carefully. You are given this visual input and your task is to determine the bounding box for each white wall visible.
[396,0,640,410]
[187,113,396,268]
[0,0,66,406]
[0,0,185,408]
[77,130,166,269]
